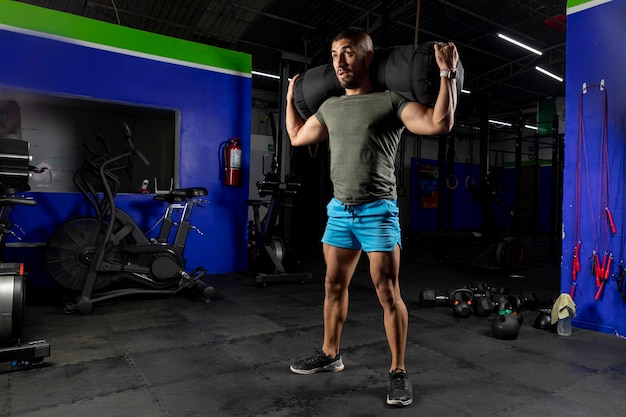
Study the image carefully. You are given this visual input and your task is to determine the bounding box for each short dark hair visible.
[331,27,373,55]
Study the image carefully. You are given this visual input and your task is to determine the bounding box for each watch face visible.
[449,71,457,80]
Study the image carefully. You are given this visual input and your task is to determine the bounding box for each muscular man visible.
[286,27,458,407]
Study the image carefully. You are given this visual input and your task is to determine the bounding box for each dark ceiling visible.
[16,0,567,125]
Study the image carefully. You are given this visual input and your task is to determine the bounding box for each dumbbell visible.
[508,291,538,310]
[419,289,452,307]
[475,294,504,316]
[473,286,509,316]
[474,294,524,322]
[533,308,552,330]
[466,283,508,300]
[464,282,492,299]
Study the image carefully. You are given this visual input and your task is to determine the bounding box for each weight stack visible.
[0,138,31,194]
[293,41,465,120]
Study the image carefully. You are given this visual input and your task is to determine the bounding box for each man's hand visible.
[434,42,458,70]
[287,73,300,103]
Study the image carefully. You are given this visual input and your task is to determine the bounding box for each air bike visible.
[45,123,214,314]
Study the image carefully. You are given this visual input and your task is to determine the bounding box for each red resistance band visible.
[593,252,613,300]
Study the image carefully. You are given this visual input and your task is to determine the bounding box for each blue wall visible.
[0,8,252,287]
[410,158,554,234]
[563,0,626,335]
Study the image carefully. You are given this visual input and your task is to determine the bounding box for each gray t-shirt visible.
[315,90,410,204]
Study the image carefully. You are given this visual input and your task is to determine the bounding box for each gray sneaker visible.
[290,350,345,375]
[387,369,413,406]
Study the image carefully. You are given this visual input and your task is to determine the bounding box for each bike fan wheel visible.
[45,217,114,291]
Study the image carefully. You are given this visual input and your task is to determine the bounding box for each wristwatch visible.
[439,69,457,79]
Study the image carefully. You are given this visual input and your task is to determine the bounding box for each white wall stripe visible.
[567,0,613,15]
[0,23,251,78]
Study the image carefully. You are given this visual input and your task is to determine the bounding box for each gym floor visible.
[4,234,625,417]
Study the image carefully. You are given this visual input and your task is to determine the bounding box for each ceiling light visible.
[252,70,280,80]
[535,66,563,82]
[497,33,543,56]
[461,89,471,95]
[489,119,512,127]
[524,124,538,130]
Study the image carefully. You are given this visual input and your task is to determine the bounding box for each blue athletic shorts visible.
[321,198,401,252]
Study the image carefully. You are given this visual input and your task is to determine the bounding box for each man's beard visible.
[339,78,358,89]
[337,61,366,89]
[337,70,360,89]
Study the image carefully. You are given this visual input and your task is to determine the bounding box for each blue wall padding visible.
[410,158,482,231]
[563,1,626,335]
[410,158,440,231]
[0,28,251,287]
[449,161,483,230]
[411,158,555,235]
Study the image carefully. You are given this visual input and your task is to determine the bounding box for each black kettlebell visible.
[491,300,521,340]
[533,308,552,330]
[451,288,473,318]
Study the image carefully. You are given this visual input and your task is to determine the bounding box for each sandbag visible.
[293,41,464,120]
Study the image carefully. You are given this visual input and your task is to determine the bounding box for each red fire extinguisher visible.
[224,137,242,186]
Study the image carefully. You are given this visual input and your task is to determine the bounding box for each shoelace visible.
[307,350,331,364]
[390,369,408,390]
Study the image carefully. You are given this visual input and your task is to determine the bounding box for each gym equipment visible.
[248,173,313,285]
[419,287,472,317]
[0,137,51,367]
[293,41,465,120]
[491,299,521,340]
[475,294,505,317]
[495,237,525,271]
[533,309,552,330]
[420,283,536,323]
[420,287,475,318]
[508,291,538,311]
[475,290,535,321]
[419,288,452,307]
[448,171,525,271]
[451,288,473,317]
[45,123,214,314]
[455,283,507,316]
[0,262,51,368]
[464,282,507,300]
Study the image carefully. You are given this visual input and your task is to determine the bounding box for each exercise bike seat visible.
[153,187,208,203]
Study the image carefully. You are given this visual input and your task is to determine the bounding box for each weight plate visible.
[495,237,524,270]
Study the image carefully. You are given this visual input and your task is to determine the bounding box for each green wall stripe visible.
[567,0,613,14]
[0,0,251,75]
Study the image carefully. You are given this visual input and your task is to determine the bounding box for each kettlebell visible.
[491,298,521,340]
[492,309,521,339]
[451,288,473,318]
[533,308,552,330]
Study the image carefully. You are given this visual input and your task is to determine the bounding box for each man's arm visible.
[285,74,329,147]
[401,42,459,136]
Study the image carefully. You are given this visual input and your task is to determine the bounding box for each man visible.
[285,27,458,407]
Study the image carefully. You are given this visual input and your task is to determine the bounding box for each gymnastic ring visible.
[446,175,458,190]
[465,176,475,189]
